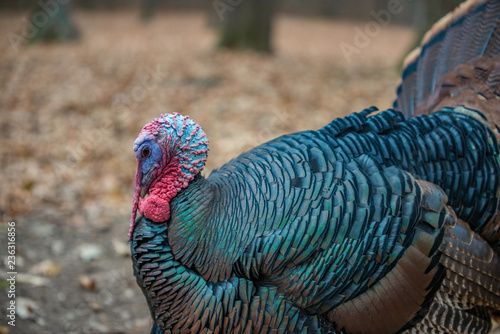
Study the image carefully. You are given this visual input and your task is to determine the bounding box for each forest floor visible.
[0,10,416,334]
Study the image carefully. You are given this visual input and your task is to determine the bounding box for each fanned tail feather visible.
[414,57,500,126]
[394,0,500,117]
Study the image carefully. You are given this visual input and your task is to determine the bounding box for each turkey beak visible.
[129,161,142,241]
[140,186,147,198]
[139,173,153,198]
[139,172,148,198]
[139,167,156,199]
[129,160,153,241]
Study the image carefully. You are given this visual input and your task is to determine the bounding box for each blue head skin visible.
[134,137,165,198]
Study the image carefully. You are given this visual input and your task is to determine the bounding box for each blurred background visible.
[0,0,462,333]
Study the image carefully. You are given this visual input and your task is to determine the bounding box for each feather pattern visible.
[395,0,500,117]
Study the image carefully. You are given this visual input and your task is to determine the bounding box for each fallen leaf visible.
[91,301,102,312]
[30,260,61,277]
[79,275,97,291]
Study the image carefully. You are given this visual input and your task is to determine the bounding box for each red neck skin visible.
[128,159,190,241]
[139,161,184,220]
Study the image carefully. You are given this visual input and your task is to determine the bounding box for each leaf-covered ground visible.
[0,10,416,333]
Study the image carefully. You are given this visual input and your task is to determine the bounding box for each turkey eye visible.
[142,147,151,158]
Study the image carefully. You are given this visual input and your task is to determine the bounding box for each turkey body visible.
[132,107,500,334]
[130,0,500,333]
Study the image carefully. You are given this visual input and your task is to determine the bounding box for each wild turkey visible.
[129,0,500,333]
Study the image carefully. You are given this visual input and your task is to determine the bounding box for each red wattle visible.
[138,195,171,223]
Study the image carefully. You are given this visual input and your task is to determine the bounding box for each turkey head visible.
[129,113,209,240]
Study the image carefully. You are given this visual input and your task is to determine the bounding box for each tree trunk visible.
[27,0,80,44]
[321,0,341,17]
[216,0,275,53]
[140,0,158,23]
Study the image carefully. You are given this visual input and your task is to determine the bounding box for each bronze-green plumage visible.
[129,0,500,333]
